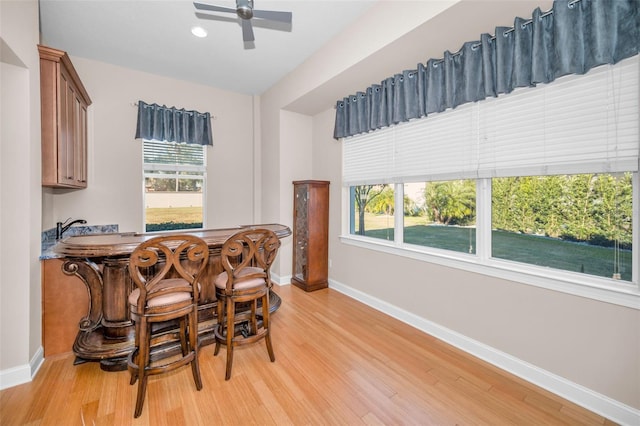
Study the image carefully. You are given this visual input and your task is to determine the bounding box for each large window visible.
[143,140,206,232]
[491,174,633,281]
[342,57,639,303]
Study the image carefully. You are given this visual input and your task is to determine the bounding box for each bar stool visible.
[213,228,281,380]
[127,234,209,418]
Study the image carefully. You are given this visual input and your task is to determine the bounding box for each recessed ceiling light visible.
[191,26,207,38]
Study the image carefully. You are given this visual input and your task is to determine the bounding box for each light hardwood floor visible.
[1,284,615,425]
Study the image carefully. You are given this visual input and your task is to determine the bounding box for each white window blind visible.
[342,102,478,185]
[343,56,639,185]
[394,102,478,182]
[143,140,206,172]
[342,128,395,185]
[479,55,639,177]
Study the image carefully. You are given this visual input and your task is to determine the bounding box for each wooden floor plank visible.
[0,284,613,425]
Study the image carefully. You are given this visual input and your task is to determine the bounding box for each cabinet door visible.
[74,95,88,187]
[58,67,80,186]
[58,67,75,186]
[42,259,88,356]
[293,184,309,282]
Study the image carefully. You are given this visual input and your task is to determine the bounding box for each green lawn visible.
[145,207,202,231]
[359,214,632,282]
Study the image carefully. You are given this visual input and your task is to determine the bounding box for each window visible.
[342,56,639,304]
[404,180,476,254]
[350,184,395,242]
[143,140,206,232]
[491,173,633,281]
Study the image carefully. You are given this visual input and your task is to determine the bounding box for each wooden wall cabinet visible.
[292,180,330,292]
[38,45,91,189]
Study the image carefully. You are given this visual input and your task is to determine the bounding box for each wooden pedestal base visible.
[291,277,328,292]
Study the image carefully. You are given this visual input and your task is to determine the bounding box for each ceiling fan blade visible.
[241,18,255,42]
[193,2,236,15]
[252,9,292,23]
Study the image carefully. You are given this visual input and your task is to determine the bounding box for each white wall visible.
[0,0,43,387]
[275,110,313,280]
[43,57,257,233]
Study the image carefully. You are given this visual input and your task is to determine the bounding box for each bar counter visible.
[52,223,291,371]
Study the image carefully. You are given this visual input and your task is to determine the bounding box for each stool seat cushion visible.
[129,278,192,309]
[214,267,266,290]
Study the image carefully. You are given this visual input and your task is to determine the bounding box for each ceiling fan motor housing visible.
[236,0,253,19]
[194,0,291,44]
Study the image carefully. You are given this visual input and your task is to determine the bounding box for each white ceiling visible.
[38,0,377,95]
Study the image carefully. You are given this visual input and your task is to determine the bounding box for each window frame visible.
[142,139,208,232]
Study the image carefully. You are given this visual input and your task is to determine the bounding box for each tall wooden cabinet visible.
[292,180,330,292]
[38,45,92,189]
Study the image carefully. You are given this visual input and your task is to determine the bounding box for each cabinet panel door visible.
[58,67,74,186]
[74,96,88,186]
[58,67,73,183]
[42,259,88,356]
[293,184,309,282]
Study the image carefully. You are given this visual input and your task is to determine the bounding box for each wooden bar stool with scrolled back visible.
[213,228,281,380]
[127,234,209,418]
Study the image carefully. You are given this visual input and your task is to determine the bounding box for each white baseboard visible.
[0,346,44,391]
[272,272,292,286]
[329,279,640,426]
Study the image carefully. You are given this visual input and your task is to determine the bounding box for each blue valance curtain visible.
[135,100,213,146]
[333,0,639,139]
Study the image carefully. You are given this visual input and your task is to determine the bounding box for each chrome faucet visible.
[56,218,87,240]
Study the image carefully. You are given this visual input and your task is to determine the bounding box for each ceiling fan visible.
[194,1,293,43]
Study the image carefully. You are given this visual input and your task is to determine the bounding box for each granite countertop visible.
[40,224,118,260]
